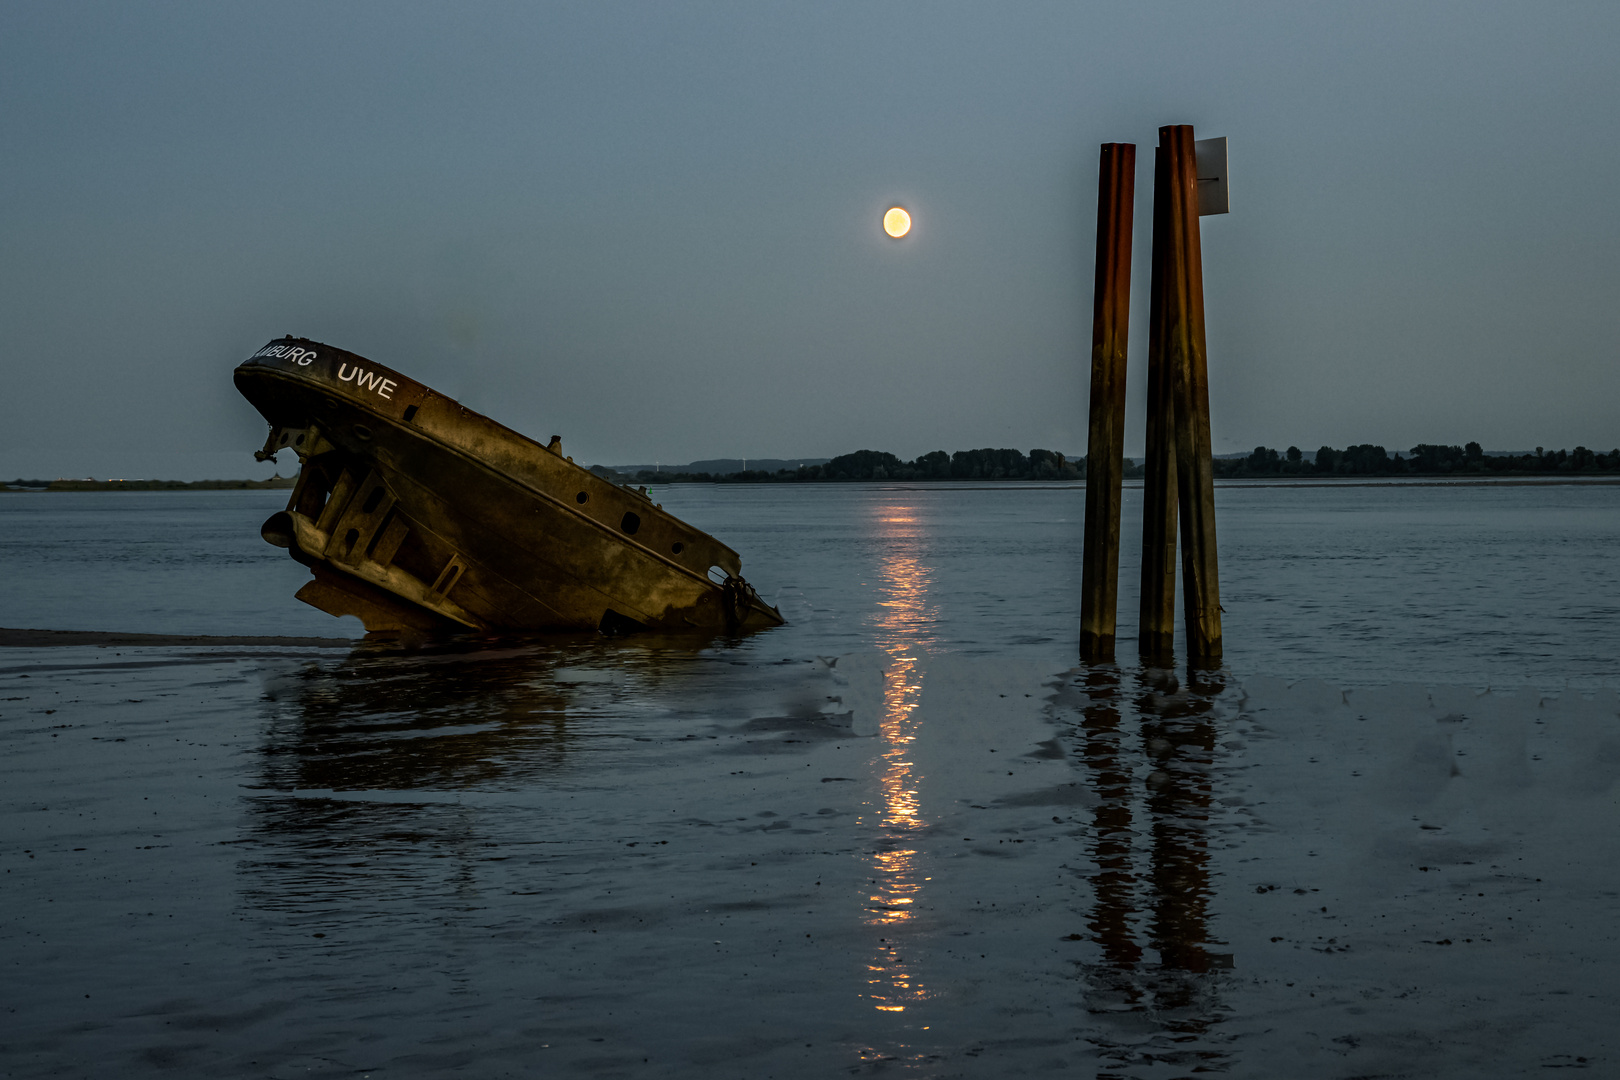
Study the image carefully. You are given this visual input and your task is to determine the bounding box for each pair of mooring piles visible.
[1080,125,1226,667]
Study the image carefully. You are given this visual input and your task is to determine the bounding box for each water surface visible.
[2,483,1616,1076]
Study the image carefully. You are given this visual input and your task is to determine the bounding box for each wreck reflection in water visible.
[861,503,938,1016]
[252,634,738,793]
[239,636,724,905]
[241,640,613,916]
[255,642,577,793]
[1075,662,1232,1073]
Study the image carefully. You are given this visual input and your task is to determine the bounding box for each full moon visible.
[883,207,911,238]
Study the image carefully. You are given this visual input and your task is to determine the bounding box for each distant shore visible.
[740,476,1620,491]
[7,473,1617,494]
[595,443,1620,485]
[1207,475,1620,488]
[3,476,296,492]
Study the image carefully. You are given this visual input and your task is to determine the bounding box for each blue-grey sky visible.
[3,1,1618,479]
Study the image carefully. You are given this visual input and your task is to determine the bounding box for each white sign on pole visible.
[1195,137,1228,216]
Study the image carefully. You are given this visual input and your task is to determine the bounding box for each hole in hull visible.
[598,609,646,636]
[620,511,641,535]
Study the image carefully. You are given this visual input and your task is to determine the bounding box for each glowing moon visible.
[883,207,912,238]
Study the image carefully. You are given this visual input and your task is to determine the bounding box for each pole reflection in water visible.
[1079,665,1144,985]
[860,502,938,1016]
[1077,663,1232,1073]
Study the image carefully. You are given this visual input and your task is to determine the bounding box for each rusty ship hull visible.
[234,338,782,635]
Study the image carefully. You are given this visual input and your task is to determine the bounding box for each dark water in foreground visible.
[2,484,1617,1077]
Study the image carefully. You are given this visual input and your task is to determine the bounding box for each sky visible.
[3,1,1619,479]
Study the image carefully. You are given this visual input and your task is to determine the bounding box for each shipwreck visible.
[234,337,783,635]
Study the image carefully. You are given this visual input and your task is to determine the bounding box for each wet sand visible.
[2,641,1615,1077]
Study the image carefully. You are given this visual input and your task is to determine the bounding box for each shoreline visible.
[2,479,295,493]
[639,476,1620,490]
[1208,475,1620,489]
[0,627,355,648]
[9,475,1620,495]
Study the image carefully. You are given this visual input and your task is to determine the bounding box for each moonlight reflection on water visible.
[862,502,937,1019]
[2,483,1618,1076]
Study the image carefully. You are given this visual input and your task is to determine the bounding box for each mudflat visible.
[2,642,1616,1076]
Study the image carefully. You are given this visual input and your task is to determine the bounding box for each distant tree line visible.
[593,447,1097,484]
[10,442,1615,494]
[1215,443,1620,478]
[588,441,1620,485]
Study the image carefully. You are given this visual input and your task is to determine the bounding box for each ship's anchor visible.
[254,424,335,465]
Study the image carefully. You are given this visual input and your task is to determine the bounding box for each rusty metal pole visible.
[1159,125,1223,665]
[1080,143,1136,663]
[1138,144,1179,663]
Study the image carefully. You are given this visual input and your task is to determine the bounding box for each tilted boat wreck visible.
[235,337,783,635]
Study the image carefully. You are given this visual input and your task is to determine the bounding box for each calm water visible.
[2,484,1617,1077]
[4,482,1617,686]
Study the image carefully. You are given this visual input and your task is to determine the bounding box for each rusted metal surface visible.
[235,338,783,636]
[1140,143,1181,663]
[1161,125,1222,666]
[1080,142,1136,663]
[1140,127,1222,665]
